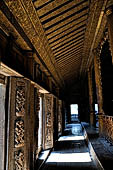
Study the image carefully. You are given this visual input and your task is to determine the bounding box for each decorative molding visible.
[106,6,113,16]
[14,150,24,170]
[15,119,24,148]
[81,0,108,76]
[8,78,28,170]
[105,4,113,64]
[16,83,25,117]
[44,94,53,149]
[4,0,63,86]
[0,8,31,50]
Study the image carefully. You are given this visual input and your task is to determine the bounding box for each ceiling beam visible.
[56,51,81,63]
[44,6,88,30]
[58,57,81,69]
[55,45,83,59]
[50,28,86,50]
[49,23,86,45]
[46,13,88,37]
[54,39,84,56]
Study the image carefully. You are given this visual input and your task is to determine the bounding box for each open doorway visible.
[95,104,99,127]
[95,104,98,113]
[70,104,78,122]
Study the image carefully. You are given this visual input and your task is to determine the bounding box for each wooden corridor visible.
[38,124,98,170]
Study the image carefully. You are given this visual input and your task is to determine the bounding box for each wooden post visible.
[106,6,113,64]
[93,49,104,134]
[25,51,35,81]
[48,77,52,92]
[88,68,95,127]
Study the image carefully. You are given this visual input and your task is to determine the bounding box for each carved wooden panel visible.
[58,100,62,136]
[15,84,25,117]
[100,115,113,143]
[8,77,30,170]
[14,119,24,148]
[34,88,40,160]
[44,94,53,149]
[14,150,24,170]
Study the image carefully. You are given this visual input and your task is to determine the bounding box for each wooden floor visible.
[40,123,98,170]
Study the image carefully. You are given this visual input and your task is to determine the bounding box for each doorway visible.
[70,104,78,122]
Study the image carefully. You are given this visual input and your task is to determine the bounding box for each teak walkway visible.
[38,123,98,170]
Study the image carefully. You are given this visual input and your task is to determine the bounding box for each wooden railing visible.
[99,115,113,143]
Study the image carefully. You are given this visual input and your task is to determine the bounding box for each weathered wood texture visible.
[99,115,113,142]
[88,68,95,127]
[93,49,103,114]
[8,77,38,170]
[106,6,113,64]
[0,84,6,170]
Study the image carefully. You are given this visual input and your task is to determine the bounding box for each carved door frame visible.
[43,94,53,150]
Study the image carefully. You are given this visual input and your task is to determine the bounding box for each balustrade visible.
[99,115,113,144]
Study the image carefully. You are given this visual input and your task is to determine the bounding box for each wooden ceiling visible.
[1,0,112,90]
[33,0,89,84]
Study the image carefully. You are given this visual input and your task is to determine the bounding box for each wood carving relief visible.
[58,100,62,135]
[34,89,40,148]
[14,81,25,169]
[4,0,62,85]
[16,84,25,117]
[44,95,53,149]
[46,127,52,146]
[15,119,24,148]
[9,78,27,170]
[14,150,24,170]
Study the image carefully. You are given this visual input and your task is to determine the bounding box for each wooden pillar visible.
[48,77,52,92]
[93,49,104,114]
[25,51,35,81]
[88,68,95,127]
[93,49,104,134]
[106,6,113,64]
[56,87,59,97]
